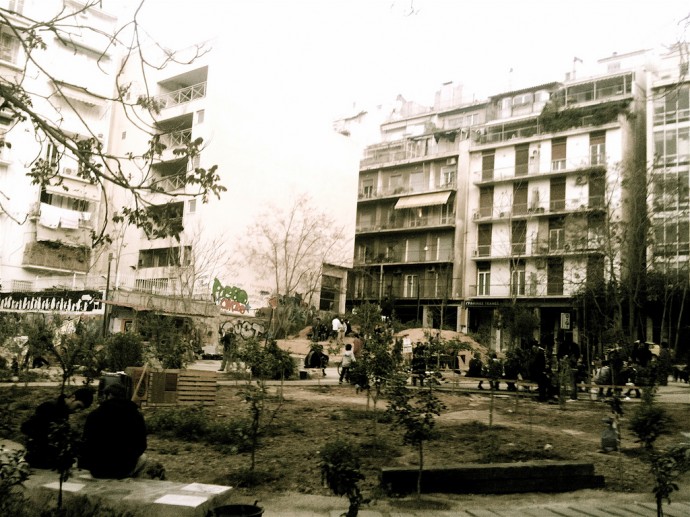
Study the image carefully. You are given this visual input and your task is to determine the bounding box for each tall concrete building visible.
[0,0,117,317]
[348,52,654,353]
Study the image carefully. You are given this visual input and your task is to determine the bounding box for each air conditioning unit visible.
[63,167,75,176]
[576,175,587,185]
[473,212,481,220]
[564,243,571,252]
[446,157,457,165]
[427,266,436,273]
[536,258,546,269]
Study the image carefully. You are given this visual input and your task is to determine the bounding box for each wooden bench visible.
[23,467,234,516]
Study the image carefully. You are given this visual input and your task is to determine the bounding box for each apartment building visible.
[646,44,690,343]
[349,53,652,352]
[0,0,116,317]
[348,84,483,329]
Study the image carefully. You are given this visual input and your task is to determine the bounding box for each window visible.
[481,151,495,181]
[477,263,490,296]
[196,109,205,123]
[511,221,527,254]
[479,187,493,217]
[0,29,18,64]
[138,246,192,268]
[551,138,566,171]
[590,132,606,165]
[188,199,197,214]
[549,218,565,250]
[477,224,492,256]
[513,183,528,215]
[550,178,566,210]
[511,263,526,296]
[360,178,374,198]
[440,166,456,187]
[404,275,418,298]
[409,171,424,191]
[547,259,564,295]
[515,144,529,176]
[40,190,90,212]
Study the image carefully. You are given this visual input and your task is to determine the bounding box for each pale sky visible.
[131,0,690,115]
[110,0,690,298]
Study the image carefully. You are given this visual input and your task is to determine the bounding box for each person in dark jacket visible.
[20,387,94,470]
[79,383,147,479]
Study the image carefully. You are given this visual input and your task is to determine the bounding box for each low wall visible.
[381,461,605,495]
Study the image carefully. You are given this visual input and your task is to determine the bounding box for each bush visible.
[237,339,295,380]
[146,406,251,451]
[629,388,670,450]
[104,333,144,371]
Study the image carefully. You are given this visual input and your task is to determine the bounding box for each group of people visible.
[21,381,149,479]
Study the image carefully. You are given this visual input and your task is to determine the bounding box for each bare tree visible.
[0,0,225,245]
[243,193,349,335]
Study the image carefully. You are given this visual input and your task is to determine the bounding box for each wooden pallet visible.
[125,367,217,406]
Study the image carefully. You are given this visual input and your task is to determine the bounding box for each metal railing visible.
[154,82,207,109]
[356,213,455,233]
[473,155,606,183]
[159,128,192,148]
[358,181,456,201]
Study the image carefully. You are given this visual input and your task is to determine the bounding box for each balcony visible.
[358,181,456,202]
[154,82,206,110]
[22,241,91,273]
[468,281,568,298]
[473,157,606,185]
[353,253,454,267]
[360,137,457,168]
[356,213,455,234]
[159,128,192,149]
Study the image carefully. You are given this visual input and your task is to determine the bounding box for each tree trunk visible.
[417,442,424,498]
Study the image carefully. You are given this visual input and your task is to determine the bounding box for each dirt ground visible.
[142,383,689,505]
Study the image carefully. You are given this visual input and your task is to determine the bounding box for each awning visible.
[395,191,451,210]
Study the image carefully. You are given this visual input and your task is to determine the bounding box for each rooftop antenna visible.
[572,56,583,80]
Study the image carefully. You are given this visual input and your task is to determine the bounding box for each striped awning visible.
[395,191,451,209]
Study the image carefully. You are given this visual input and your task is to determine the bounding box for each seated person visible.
[21,387,94,469]
[79,383,147,479]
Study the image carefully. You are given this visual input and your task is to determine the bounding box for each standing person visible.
[332,315,344,344]
[79,383,148,479]
[411,342,427,386]
[20,387,94,469]
[218,330,235,372]
[339,343,356,384]
[352,333,364,359]
[467,352,485,389]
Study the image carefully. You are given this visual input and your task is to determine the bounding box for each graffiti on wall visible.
[212,278,251,314]
[221,318,266,341]
[0,290,104,314]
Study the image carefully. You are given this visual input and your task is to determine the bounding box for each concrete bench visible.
[23,468,234,516]
[381,461,605,495]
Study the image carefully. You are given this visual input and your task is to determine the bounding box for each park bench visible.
[23,467,235,516]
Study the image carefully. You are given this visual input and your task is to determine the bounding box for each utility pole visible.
[102,253,113,336]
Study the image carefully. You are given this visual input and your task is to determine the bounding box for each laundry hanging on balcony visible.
[394,191,451,209]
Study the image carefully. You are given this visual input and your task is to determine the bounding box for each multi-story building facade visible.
[0,0,116,317]
[646,44,690,344]
[349,53,651,353]
[348,84,483,329]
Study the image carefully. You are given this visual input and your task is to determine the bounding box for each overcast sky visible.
[132,0,690,118]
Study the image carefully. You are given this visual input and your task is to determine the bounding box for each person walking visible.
[339,343,356,384]
[467,352,485,389]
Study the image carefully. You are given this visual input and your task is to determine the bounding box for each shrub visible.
[320,439,366,517]
[104,333,144,371]
[629,387,670,450]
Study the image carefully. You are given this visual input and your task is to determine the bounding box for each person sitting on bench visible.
[79,383,147,479]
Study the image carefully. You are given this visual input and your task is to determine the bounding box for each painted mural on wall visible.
[220,318,266,341]
[212,278,251,315]
[0,290,104,314]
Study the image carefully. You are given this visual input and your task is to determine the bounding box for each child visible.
[339,343,356,384]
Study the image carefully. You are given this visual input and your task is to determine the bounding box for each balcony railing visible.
[353,253,454,267]
[472,236,602,260]
[468,281,568,298]
[154,82,207,109]
[356,214,455,233]
[159,128,192,148]
[473,156,606,184]
[472,196,605,221]
[358,181,456,201]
